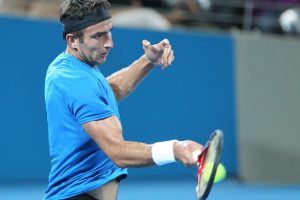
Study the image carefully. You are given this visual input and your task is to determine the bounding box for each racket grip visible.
[152,140,177,165]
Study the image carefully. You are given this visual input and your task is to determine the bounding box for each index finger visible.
[142,39,151,48]
[159,39,170,47]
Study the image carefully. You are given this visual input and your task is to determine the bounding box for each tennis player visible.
[44,0,203,199]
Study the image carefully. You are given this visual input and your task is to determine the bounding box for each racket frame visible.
[196,130,224,200]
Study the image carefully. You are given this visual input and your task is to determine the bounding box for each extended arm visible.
[107,39,174,101]
[83,116,202,168]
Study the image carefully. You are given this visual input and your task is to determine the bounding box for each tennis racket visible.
[196,130,224,200]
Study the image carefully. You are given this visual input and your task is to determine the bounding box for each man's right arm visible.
[82,115,203,168]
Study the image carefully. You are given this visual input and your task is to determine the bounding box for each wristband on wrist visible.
[151,140,177,166]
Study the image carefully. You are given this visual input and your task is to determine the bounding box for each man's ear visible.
[66,33,78,50]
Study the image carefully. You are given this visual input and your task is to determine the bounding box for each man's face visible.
[75,19,114,66]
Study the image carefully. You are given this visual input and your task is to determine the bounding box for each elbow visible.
[110,81,134,101]
[113,159,127,168]
[110,153,128,168]
[109,144,128,168]
[110,83,127,101]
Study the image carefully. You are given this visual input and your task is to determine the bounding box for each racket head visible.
[196,130,224,200]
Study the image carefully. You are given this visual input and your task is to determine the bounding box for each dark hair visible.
[60,0,111,41]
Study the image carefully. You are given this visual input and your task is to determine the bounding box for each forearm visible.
[107,55,154,101]
[83,117,200,169]
[112,141,154,168]
[116,140,199,168]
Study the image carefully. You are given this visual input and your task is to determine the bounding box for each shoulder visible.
[47,53,91,79]
[45,53,91,92]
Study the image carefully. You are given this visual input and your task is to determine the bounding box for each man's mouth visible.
[101,52,108,57]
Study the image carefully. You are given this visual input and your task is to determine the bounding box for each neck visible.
[66,46,80,60]
[65,46,96,67]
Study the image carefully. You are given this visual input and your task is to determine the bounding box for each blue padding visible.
[0,16,237,181]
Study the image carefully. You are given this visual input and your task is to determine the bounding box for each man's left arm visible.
[107,39,174,101]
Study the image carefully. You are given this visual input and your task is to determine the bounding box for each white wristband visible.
[152,140,177,166]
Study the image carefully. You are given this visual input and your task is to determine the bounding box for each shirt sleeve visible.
[65,77,115,125]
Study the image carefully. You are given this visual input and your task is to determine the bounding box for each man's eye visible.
[96,33,104,38]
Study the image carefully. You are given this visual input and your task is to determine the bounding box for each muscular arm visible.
[107,55,154,101]
[83,116,203,168]
[107,39,174,101]
[83,115,154,168]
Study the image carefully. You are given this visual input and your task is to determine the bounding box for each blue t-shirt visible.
[44,52,127,200]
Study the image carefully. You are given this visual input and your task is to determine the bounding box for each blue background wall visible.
[0,16,236,181]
